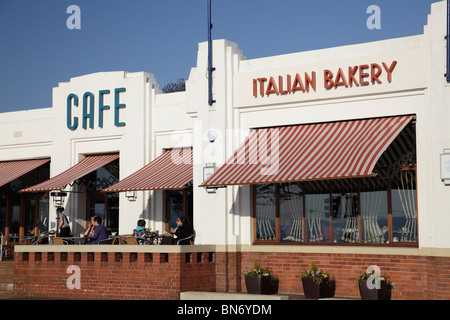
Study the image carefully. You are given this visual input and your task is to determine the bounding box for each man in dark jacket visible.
[86,216,108,244]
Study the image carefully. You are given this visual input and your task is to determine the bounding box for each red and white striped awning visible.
[201,115,414,187]
[103,148,192,192]
[20,154,119,192]
[0,158,50,188]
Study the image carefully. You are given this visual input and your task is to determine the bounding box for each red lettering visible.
[348,66,359,86]
[278,76,288,94]
[371,63,382,84]
[382,61,397,82]
[305,72,316,92]
[257,77,267,96]
[359,65,369,86]
[291,73,305,93]
[334,68,348,88]
[324,70,334,89]
[253,79,257,97]
[286,74,291,93]
[265,76,278,95]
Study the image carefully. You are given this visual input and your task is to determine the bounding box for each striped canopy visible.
[201,115,414,187]
[103,148,193,192]
[0,158,50,188]
[20,154,119,192]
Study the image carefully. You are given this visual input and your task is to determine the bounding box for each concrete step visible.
[0,260,14,299]
[0,291,14,299]
[180,291,290,300]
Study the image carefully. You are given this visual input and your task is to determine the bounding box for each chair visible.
[53,237,68,245]
[176,234,193,245]
[33,230,55,245]
[136,237,152,245]
[98,237,115,245]
[121,236,138,245]
[112,235,138,245]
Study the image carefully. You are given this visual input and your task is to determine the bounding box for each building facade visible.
[3,0,450,299]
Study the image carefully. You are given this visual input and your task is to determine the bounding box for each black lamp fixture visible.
[50,190,67,208]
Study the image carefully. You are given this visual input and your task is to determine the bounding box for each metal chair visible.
[176,234,193,245]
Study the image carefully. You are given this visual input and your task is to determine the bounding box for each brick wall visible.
[13,248,450,300]
[219,251,450,300]
[14,251,216,299]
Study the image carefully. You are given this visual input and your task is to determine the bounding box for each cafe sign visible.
[66,87,126,131]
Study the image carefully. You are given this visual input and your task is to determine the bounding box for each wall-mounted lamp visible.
[203,163,217,193]
[206,129,217,143]
[441,149,450,185]
[125,190,137,201]
[50,191,67,207]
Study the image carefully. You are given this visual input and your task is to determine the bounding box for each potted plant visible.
[301,262,335,299]
[356,270,390,300]
[244,261,278,294]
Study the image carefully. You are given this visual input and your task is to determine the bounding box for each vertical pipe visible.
[207,0,216,105]
[447,0,450,82]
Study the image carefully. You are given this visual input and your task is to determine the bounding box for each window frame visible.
[251,166,418,247]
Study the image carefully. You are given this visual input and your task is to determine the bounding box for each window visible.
[164,183,193,231]
[252,120,417,246]
[252,169,417,246]
[86,158,120,233]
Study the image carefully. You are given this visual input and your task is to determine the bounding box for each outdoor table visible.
[60,236,90,245]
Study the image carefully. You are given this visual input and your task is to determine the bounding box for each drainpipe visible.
[207,0,216,106]
[446,0,450,82]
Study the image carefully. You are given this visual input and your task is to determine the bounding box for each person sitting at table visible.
[168,216,193,245]
[85,216,108,245]
[132,219,155,244]
[84,217,95,237]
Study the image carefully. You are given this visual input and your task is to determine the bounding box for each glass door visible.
[8,197,21,236]
[87,192,119,234]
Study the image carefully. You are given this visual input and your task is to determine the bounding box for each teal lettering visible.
[114,88,126,127]
[82,92,95,129]
[67,93,79,130]
[98,89,110,128]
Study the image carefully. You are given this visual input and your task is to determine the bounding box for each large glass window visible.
[252,169,417,246]
[331,179,358,243]
[255,184,276,241]
[38,196,49,235]
[24,197,36,236]
[360,174,388,244]
[8,197,21,235]
[280,183,303,242]
[391,168,417,243]
[165,184,193,232]
[305,181,330,243]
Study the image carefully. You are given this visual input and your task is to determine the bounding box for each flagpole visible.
[446,0,450,82]
[207,0,216,105]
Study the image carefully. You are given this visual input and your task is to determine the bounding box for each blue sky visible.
[0,0,441,112]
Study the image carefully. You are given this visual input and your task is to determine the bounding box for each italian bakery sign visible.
[233,50,425,108]
[252,61,397,97]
